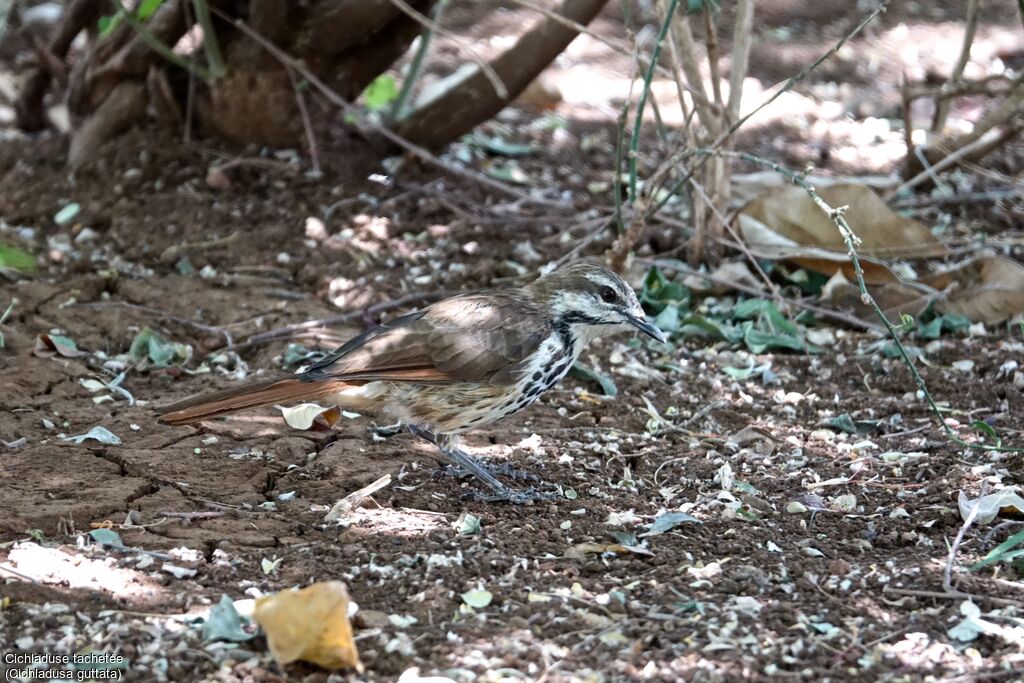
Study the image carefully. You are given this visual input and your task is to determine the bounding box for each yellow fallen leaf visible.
[278,403,342,431]
[253,581,361,671]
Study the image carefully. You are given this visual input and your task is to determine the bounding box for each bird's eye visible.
[598,285,617,303]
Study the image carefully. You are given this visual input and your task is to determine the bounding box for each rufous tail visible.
[156,378,350,425]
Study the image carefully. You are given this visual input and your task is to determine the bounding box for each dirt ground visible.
[2,1,1024,682]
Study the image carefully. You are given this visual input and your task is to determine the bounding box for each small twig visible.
[885,126,1012,199]
[687,177,781,304]
[159,510,226,520]
[0,563,37,583]
[285,65,321,175]
[889,187,1024,209]
[945,482,986,593]
[324,474,394,521]
[703,6,724,111]
[76,300,234,347]
[883,585,1024,609]
[626,0,678,206]
[727,0,755,122]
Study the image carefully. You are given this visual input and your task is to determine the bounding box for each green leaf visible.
[135,0,165,20]
[129,327,190,367]
[652,305,680,333]
[972,420,1002,448]
[971,529,1024,572]
[679,314,733,341]
[88,528,125,548]
[569,364,618,397]
[743,326,804,354]
[825,414,876,435]
[0,243,36,272]
[97,14,119,36]
[472,135,537,157]
[723,365,759,380]
[203,594,255,642]
[362,74,399,111]
[641,511,700,537]
[483,161,531,185]
[461,590,493,608]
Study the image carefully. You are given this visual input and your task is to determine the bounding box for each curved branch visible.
[393,0,610,148]
[15,0,103,131]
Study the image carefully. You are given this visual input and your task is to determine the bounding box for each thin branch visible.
[383,0,508,99]
[191,0,225,78]
[667,8,719,134]
[112,0,210,80]
[76,300,234,346]
[945,483,986,594]
[218,11,572,210]
[285,65,321,175]
[703,5,724,111]
[688,176,782,304]
[627,0,679,205]
[932,0,980,132]
[886,126,1013,199]
[391,0,449,120]
[727,0,754,121]
[647,0,892,218]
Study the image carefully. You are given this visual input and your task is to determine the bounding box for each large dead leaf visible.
[819,270,937,323]
[731,172,899,209]
[738,184,949,284]
[923,256,1024,324]
[253,581,361,671]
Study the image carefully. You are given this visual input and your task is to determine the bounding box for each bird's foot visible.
[462,486,560,505]
[372,422,404,438]
[433,461,542,484]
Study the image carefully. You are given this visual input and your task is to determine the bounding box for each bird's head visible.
[530,263,667,345]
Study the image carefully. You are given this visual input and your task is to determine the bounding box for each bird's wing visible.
[302,292,552,385]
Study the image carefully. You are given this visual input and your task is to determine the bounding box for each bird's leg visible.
[407,427,553,503]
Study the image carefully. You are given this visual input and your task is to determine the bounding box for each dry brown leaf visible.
[253,581,361,671]
[730,172,899,208]
[819,270,936,323]
[682,260,765,295]
[737,184,949,284]
[923,255,1024,324]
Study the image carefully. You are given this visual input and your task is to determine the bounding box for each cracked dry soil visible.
[1,132,1024,682]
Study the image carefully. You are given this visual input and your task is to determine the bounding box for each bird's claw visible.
[462,486,560,505]
[433,461,542,484]
[372,422,404,438]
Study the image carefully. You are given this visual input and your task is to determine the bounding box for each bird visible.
[157,262,666,503]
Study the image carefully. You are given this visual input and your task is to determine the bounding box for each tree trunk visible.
[17,0,608,169]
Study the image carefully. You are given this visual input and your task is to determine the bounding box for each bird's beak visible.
[627,314,667,344]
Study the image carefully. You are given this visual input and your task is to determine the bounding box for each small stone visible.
[354,609,390,629]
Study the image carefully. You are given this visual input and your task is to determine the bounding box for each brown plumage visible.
[157,263,666,502]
